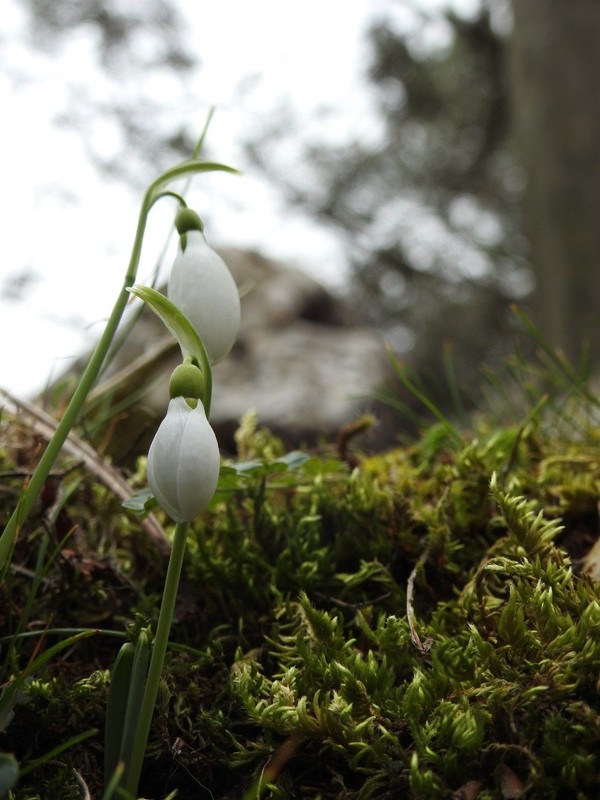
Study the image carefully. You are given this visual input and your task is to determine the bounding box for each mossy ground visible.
[1,392,599,799]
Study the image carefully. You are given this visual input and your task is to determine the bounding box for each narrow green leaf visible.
[192,107,216,158]
[0,630,97,732]
[100,761,126,800]
[511,304,599,406]
[19,728,97,778]
[119,631,150,771]
[385,343,463,445]
[104,642,135,783]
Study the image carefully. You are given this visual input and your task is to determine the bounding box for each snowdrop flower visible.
[168,209,240,364]
[147,394,220,523]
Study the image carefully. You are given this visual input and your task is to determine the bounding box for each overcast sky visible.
[0,0,477,395]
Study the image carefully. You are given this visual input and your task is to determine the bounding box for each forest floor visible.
[1,351,599,800]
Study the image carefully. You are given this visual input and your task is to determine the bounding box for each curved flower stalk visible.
[147,395,220,522]
[168,209,241,364]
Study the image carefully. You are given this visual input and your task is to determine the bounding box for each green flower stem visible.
[124,521,189,796]
[0,160,237,574]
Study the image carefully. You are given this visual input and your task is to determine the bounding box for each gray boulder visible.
[85,247,390,457]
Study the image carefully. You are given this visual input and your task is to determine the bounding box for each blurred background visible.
[1,0,599,448]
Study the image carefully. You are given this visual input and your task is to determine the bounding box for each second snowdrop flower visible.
[147,358,220,523]
[168,208,241,364]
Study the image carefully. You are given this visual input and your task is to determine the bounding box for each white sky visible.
[0,0,475,396]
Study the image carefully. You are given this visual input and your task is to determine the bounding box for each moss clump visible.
[1,404,599,799]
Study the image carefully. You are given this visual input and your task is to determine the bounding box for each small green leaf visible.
[215,453,311,495]
[233,451,310,477]
[122,488,155,514]
[231,459,270,475]
[270,450,311,472]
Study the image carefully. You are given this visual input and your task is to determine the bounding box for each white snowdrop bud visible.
[168,229,241,364]
[147,396,220,522]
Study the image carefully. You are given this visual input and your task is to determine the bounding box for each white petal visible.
[147,397,189,521]
[147,397,220,522]
[175,403,220,520]
[168,231,240,364]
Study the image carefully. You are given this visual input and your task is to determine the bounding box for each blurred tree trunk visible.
[510,0,600,368]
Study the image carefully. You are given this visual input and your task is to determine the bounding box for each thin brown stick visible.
[1,387,171,555]
[406,546,433,655]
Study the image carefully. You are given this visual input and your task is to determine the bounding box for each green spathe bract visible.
[127,284,213,416]
[168,231,241,365]
[147,396,220,523]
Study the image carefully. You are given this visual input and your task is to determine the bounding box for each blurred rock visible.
[79,247,392,459]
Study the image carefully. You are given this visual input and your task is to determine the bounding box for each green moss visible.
[1,404,599,798]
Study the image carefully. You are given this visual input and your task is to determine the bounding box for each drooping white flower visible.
[147,396,220,522]
[168,230,241,364]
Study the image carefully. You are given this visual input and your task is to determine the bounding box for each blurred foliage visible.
[8,0,535,410]
[245,0,530,408]
[12,0,201,182]
[23,0,192,67]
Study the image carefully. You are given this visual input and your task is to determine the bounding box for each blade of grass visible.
[0,630,97,732]
[442,340,469,425]
[19,728,98,778]
[511,304,599,407]
[385,344,463,445]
